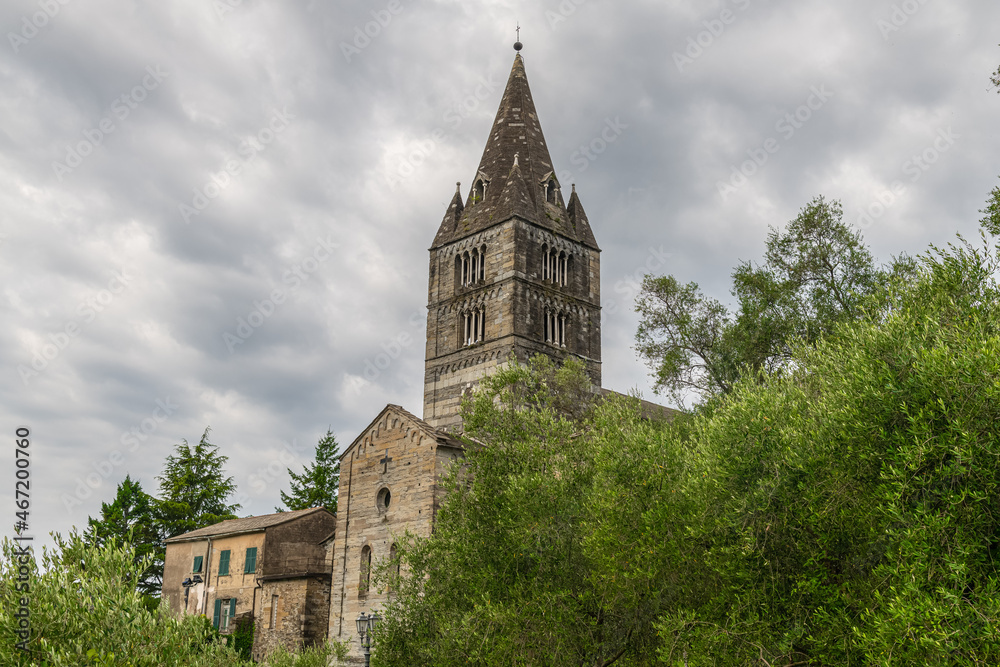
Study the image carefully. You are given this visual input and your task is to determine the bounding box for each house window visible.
[269,595,278,629]
[218,550,230,576]
[459,246,486,287]
[544,309,567,347]
[192,556,203,573]
[542,246,569,287]
[359,546,372,596]
[213,598,237,631]
[244,547,257,574]
[462,307,486,346]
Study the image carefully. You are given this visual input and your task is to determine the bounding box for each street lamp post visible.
[181,574,202,613]
[356,611,381,667]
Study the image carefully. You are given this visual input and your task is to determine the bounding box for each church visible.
[164,42,670,664]
[327,41,605,662]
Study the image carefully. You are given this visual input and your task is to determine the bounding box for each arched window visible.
[543,178,558,204]
[474,178,488,203]
[458,246,487,288]
[462,306,486,346]
[542,247,569,287]
[359,546,372,596]
[543,309,567,347]
[388,543,400,594]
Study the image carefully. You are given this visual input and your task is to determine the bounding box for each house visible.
[162,506,336,657]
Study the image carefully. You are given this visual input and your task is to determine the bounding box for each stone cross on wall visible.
[379,449,393,474]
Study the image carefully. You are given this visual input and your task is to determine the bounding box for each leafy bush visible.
[0,531,245,666]
[263,640,349,666]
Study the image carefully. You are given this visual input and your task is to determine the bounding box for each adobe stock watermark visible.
[18,266,135,385]
[546,0,588,31]
[673,0,752,73]
[8,0,73,54]
[382,72,502,190]
[717,85,834,201]
[857,126,958,229]
[602,246,672,319]
[52,65,168,181]
[555,117,628,184]
[362,309,424,382]
[178,107,294,223]
[223,234,339,352]
[339,0,404,63]
[877,0,933,40]
[60,396,179,512]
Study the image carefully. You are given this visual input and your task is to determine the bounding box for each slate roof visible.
[164,507,331,543]
[432,52,599,251]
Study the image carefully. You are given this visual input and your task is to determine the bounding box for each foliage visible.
[981,177,1000,237]
[374,356,665,666]
[263,640,349,666]
[623,235,1000,664]
[85,475,161,604]
[0,531,245,666]
[277,428,341,514]
[635,196,912,405]
[232,616,254,661]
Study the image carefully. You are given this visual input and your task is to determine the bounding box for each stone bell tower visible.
[422,45,602,431]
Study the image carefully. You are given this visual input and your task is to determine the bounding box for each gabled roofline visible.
[338,403,463,462]
[164,507,334,544]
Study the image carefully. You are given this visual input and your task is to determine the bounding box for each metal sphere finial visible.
[514,23,522,51]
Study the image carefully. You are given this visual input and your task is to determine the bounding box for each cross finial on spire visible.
[514,24,522,51]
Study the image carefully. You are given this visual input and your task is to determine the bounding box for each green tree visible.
[375,356,657,666]
[155,427,240,539]
[0,532,245,666]
[277,429,341,513]
[86,475,161,602]
[635,196,910,405]
[981,177,1000,237]
[605,234,1000,664]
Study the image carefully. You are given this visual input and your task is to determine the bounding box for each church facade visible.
[328,47,604,663]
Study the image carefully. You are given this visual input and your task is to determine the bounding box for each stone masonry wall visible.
[329,407,461,664]
[253,576,331,661]
[423,217,601,430]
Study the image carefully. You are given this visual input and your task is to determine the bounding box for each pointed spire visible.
[431,50,599,250]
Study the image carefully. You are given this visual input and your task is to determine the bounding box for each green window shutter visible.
[244,547,257,574]
[229,598,237,619]
[213,599,222,629]
[193,556,203,573]
[218,550,230,575]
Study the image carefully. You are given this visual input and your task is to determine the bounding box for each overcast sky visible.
[3,0,998,545]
